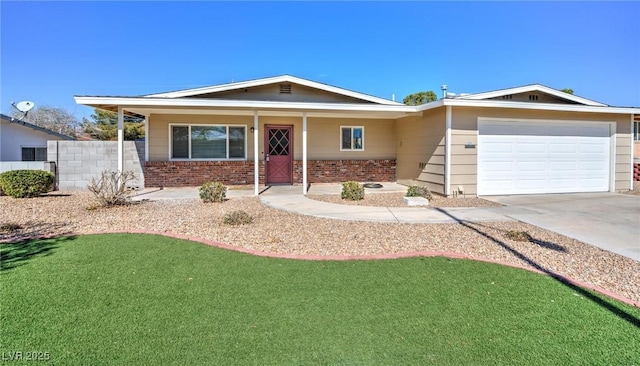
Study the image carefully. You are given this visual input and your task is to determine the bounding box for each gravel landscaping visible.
[1,191,638,304]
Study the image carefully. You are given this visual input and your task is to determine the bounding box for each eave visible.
[74,96,418,119]
[416,99,640,115]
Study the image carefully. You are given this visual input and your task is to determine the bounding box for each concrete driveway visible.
[482,193,640,261]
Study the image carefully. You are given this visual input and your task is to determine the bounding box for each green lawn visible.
[1,234,638,365]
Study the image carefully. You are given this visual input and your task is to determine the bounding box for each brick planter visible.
[144,159,396,187]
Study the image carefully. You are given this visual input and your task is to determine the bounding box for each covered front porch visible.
[99,105,413,195]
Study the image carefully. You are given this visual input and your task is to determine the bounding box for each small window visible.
[340,126,364,151]
[529,94,539,101]
[21,147,47,161]
[171,124,246,160]
[501,95,513,100]
[634,121,640,142]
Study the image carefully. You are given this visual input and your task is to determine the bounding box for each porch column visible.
[254,111,259,196]
[144,115,149,162]
[117,106,124,173]
[302,112,308,194]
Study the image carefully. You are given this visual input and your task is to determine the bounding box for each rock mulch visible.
[1,191,638,304]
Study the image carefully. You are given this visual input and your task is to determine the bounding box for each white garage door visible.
[477,119,611,195]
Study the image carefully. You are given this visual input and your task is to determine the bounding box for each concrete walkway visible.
[259,188,518,224]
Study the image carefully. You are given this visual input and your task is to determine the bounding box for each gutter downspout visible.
[445,106,452,196]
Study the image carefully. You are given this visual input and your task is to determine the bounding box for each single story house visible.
[74,75,639,196]
[0,113,74,162]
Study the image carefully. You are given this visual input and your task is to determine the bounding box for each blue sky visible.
[1,1,639,120]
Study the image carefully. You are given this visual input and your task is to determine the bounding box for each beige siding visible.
[147,114,395,162]
[451,107,633,195]
[395,109,446,194]
[191,83,373,104]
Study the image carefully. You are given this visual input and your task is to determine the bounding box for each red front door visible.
[265,125,293,185]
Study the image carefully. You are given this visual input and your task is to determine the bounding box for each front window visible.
[340,126,364,151]
[634,121,640,142]
[22,147,47,161]
[171,124,246,159]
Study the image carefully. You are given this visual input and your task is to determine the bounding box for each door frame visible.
[264,124,294,185]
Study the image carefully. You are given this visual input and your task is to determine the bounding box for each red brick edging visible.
[4,230,638,309]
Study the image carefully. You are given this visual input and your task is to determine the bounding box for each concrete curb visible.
[9,230,635,309]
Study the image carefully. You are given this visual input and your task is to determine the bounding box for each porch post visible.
[254,111,259,196]
[144,115,149,162]
[302,112,308,194]
[117,106,124,173]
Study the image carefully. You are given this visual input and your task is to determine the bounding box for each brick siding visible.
[634,163,640,182]
[144,159,396,187]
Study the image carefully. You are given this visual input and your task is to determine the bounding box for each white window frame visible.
[633,121,640,142]
[21,146,47,161]
[339,126,365,151]
[169,123,247,160]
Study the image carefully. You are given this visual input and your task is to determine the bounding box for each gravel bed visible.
[307,192,502,208]
[1,191,638,303]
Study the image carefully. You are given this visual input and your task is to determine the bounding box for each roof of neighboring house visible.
[0,113,75,140]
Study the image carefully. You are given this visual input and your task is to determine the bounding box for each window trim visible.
[339,126,365,151]
[21,146,47,161]
[168,123,248,161]
[634,121,640,142]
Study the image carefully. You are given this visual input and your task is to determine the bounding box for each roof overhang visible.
[416,98,640,115]
[74,96,418,119]
[75,95,640,120]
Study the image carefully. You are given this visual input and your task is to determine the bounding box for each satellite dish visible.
[10,100,35,122]
[14,101,34,113]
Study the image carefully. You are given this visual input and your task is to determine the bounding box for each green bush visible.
[223,210,253,225]
[341,181,365,201]
[406,185,433,200]
[0,170,55,198]
[199,181,227,203]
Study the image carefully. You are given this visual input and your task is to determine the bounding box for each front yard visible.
[1,233,639,365]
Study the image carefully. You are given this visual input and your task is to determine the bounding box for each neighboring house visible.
[0,113,74,162]
[74,75,640,196]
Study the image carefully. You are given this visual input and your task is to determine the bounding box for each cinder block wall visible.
[47,141,144,190]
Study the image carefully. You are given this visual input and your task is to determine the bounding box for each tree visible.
[403,91,438,106]
[561,88,574,95]
[82,109,145,140]
[11,105,80,137]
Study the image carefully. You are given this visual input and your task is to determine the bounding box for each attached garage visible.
[477,118,613,195]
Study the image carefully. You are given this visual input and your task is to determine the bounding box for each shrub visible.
[223,210,253,225]
[406,185,433,200]
[87,170,137,207]
[505,230,532,242]
[0,170,55,198]
[199,181,227,203]
[0,222,22,233]
[341,181,365,201]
